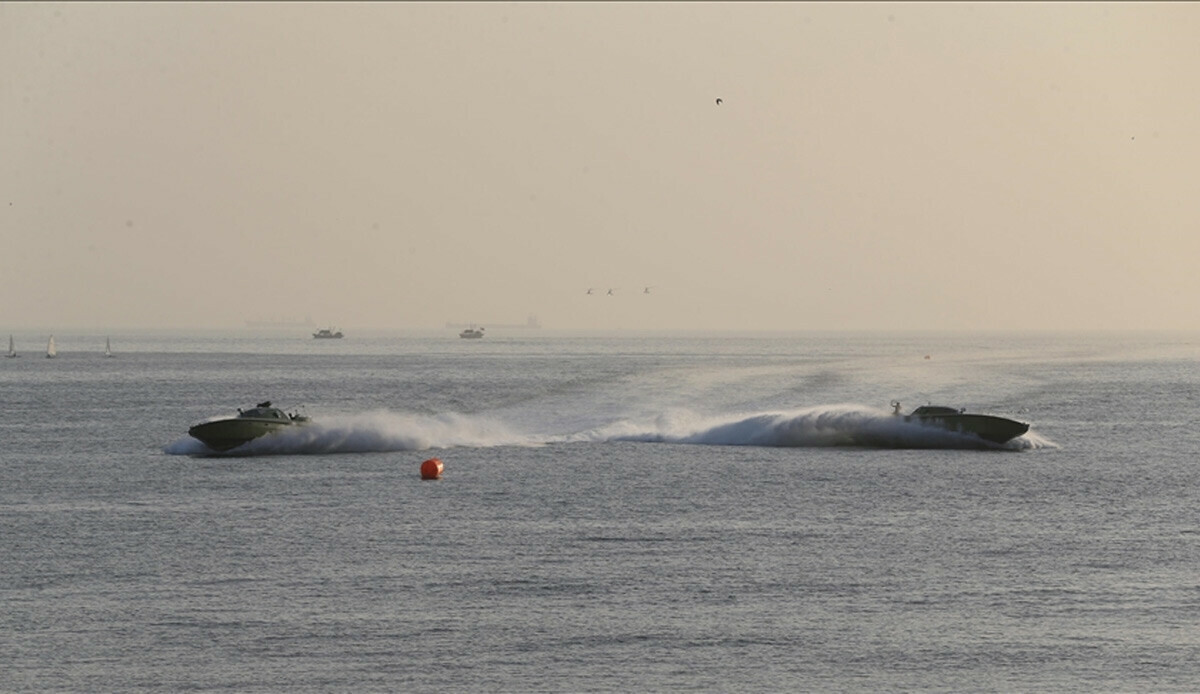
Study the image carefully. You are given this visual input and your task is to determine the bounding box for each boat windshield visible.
[912,406,962,416]
[240,407,291,420]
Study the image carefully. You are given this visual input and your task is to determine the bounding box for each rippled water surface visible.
[3,330,1199,691]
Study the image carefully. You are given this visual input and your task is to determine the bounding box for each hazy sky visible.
[4,2,1199,332]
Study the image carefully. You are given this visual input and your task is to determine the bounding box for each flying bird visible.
[586,288,594,295]
[607,288,616,296]
[643,286,654,294]
[715,98,723,105]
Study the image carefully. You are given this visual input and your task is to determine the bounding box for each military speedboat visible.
[188,401,310,452]
[891,402,1029,444]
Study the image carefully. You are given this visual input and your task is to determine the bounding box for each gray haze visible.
[4,2,1199,332]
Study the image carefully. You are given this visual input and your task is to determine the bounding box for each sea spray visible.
[592,404,1054,451]
[164,409,537,456]
[165,404,1055,456]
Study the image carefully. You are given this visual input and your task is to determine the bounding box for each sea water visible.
[2,330,1198,692]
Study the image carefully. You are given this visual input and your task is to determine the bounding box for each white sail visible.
[104,337,112,357]
[6,334,16,358]
[46,335,57,359]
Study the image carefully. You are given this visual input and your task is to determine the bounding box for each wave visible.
[572,404,1055,451]
[164,405,1055,456]
[163,410,539,457]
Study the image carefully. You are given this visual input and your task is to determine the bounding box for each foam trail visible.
[579,404,1054,451]
[165,405,1057,456]
[164,410,538,457]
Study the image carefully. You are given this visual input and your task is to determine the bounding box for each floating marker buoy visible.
[420,457,443,480]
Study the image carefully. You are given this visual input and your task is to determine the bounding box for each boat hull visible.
[906,413,1029,444]
[188,418,297,452]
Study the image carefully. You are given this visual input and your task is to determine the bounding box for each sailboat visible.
[104,337,113,358]
[6,334,17,358]
[46,335,57,359]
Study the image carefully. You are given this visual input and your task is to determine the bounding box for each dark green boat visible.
[188,401,310,452]
[892,402,1029,444]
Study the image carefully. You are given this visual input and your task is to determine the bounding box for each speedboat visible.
[188,401,310,452]
[313,328,344,339]
[891,402,1029,444]
[459,325,484,339]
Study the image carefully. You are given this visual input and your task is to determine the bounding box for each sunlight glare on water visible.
[2,330,1198,692]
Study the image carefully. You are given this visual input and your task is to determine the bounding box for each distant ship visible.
[313,328,344,339]
[459,325,485,339]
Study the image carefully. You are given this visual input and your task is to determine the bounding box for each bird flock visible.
[585,287,655,296]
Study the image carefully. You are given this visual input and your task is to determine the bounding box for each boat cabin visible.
[235,401,305,421]
[238,406,291,420]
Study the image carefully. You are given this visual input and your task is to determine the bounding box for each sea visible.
[2,329,1198,692]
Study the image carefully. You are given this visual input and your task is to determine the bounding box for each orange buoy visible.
[420,457,443,480]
